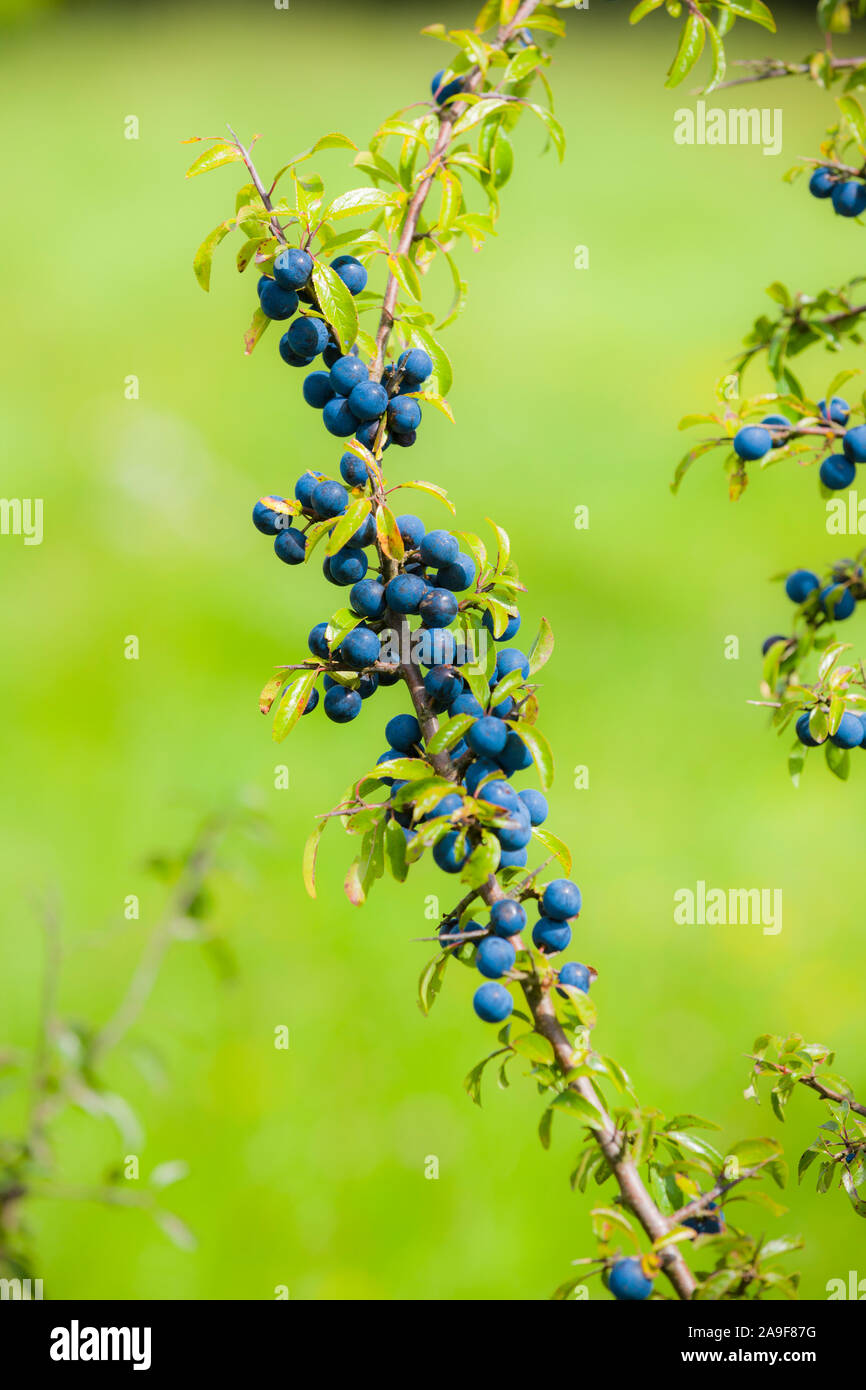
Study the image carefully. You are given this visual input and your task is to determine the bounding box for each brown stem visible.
[227,125,289,246]
[370,0,543,379]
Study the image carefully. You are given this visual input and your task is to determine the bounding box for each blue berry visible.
[608,1257,653,1302]
[795,712,824,747]
[355,420,387,451]
[498,730,532,776]
[542,878,582,921]
[433,830,469,874]
[477,779,519,813]
[311,480,349,519]
[323,685,362,723]
[483,609,521,642]
[423,792,463,821]
[498,847,528,868]
[418,587,459,629]
[436,553,476,592]
[340,452,371,487]
[257,276,299,320]
[279,335,315,368]
[350,579,386,619]
[273,247,313,290]
[432,70,464,104]
[348,380,388,423]
[495,649,530,681]
[830,710,864,749]
[843,425,866,463]
[273,527,306,565]
[831,180,866,217]
[395,514,425,549]
[476,936,517,979]
[389,427,417,448]
[809,167,835,199]
[821,583,856,620]
[287,315,329,358]
[328,547,368,586]
[330,355,369,395]
[784,569,820,604]
[820,454,856,490]
[532,917,571,955]
[331,254,368,296]
[341,627,380,669]
[451,692,484,719]
[496,809,532,853]
[733,425,772,461]
[386,714,422,754]
[323,397,359,437]
[819,396,851,426]
[464,759,500,796]
[294,471,325,510]
[557,962,590,996]
[424,664,463,708]
[472,982,513,1023]
[397,348,434,384]
[388,396,422,433]
[303,371,336,409]
[419,530,458,568]
[489,899,527,938]
[308,622,331,660]
[301,686,319,716]
[467,716,508,759]
[518,789,548,825]
[385,573,427,614]
[253,498,286,535]
[762,635,788,655]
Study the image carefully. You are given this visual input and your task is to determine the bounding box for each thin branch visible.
[371,0,543,378]
[672,1163,771,1227]
[712,55,865,92]
[227,125,288,246]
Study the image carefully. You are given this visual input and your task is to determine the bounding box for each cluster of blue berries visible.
[438,877,585,1025]
[808,166,866,218]
[781,565,859,623]
[256,243,432,449]
[733,397,866,492]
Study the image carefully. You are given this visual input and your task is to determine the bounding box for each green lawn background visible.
[0,0,862,1298]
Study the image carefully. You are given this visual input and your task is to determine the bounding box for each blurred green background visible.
[1,0,863,1300]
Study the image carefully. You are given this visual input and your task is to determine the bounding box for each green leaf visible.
[397,479,456,515]
[629,0,664,19]
[825,742,851,781]
[408,326,454,396]
[272,670,318,742]
[530,827,572,875]
[302,818,327,899]
[451,97,513,137]
[665,12,706,89]
[526,104,566,161]
[550,1090,606,1129]
[418,952,448,1015]
[509,719,554,791]
[528,616,554,675]
[193,219,235,291]
[427,713,475,755]
[325,498,371,556]
[185,141,243,179]
[376,503,405,561]
[311,261,359,352]
[243,305,272,357]
[461,831,501,888]
[384,817,409,882]
[323,187,402,221]
[511,1033,555,1065]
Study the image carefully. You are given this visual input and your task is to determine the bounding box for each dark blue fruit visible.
[809,167,835,199]
[433,830,469,874]
[608,1257,653,1302]
[732,425,772,461]
[557,961,590,996]
[489,899,527,938]
[303,371,337,409]
[830,710,864,748]
[385,573,427,614]
[795,712,824,747]
[341,627,380,669]
[286,315,329,358]
[330,355,369,396]
[257,276,299,320]
[518,789,548,825]
[467,716,508,759]
[331,254,368,296]
[821,583,856,620]
[311,480,349,519]
[820,454,856,490]
[350,578,386,619]
[831,181,866,217]
[397,348,434,383]
[387,396,422,433]
[273,247,313,291]
[418,587,459,629]
[395,514,425,549]
[476,936,516,979]
[323,686,362,723]
[420,530,459,568]
[386,713,422,754]
[472,982,513,1023]
[340,451,370,488]
[819,396,851,425]
[541,878,582,921]
[308,622,331,660]
[253,497,286,534]
[532,917,572,955]
[323,397,360,438]
[784,569,820,604]
[431,70,464,104]
[843,425,866,463]
[348,381,388,423]
[273,527,307,565]
[498,730,533,776]
[483,609,521,641]
[328,547,368,586]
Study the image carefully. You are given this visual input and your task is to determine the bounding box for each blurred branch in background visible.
[0,801,267,1283]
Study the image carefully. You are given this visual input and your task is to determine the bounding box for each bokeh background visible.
[1,0,863,1299]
